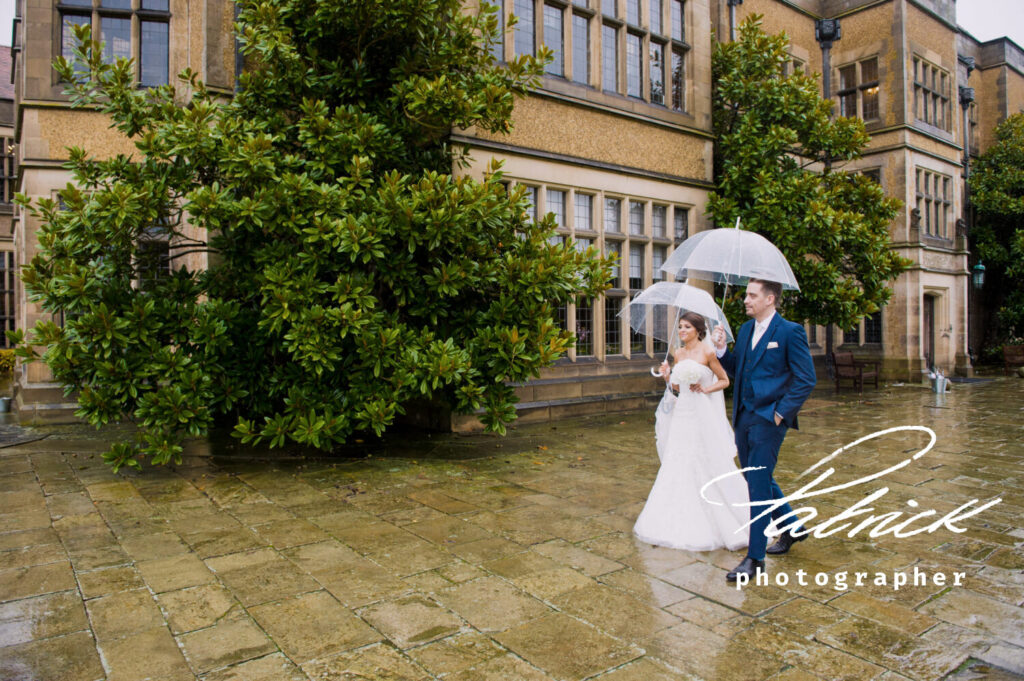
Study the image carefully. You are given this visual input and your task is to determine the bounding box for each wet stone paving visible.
[0,376,1022,681]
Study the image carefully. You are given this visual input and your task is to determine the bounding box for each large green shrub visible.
[971,112,1024,349]
[13,0,611,471]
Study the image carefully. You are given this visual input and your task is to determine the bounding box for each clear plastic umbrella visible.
[660,218,800,291]
[620,281,735,374]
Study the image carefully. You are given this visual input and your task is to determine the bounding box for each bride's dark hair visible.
[679,312,707,341]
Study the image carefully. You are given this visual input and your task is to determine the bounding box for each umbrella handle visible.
[652,348,673,378]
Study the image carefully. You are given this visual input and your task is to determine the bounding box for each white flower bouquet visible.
[672,362,703,387]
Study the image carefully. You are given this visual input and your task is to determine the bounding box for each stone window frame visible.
[673,205,688,243]
[571,11,590,84]
[649,36,666,105]
[669,45,685,112]
[483,1,505,62]
[604,294,623,355]
[842,325,859,345]
[837,56,880,122]
[543,2,565,76]
[547,188,567,231]
[575,293,596,356]
[625,30,643,99]
[648,0,662,36]
[915,167,952,240]
[55,0,169,86]
[601,22,619,92]
[0,251,15,348]
[513,0,535,57]
[574,192,595,232]
[136,220,172,291]
[651,203,667,238]
[806,323,818,347]
[651,242,666,281]
[510,179,689,362]
[627,199,645,235]
[859,167,883,195]
[520,184,539,225]
[864,309,882,345]
[54,189,171,293]
[0,137,15,207]
[912,55,951,132]
[55,0,171,87]
[782,54,805,77]
[501,0,689,114]
[860,167,882,185]
[841,308,882,347]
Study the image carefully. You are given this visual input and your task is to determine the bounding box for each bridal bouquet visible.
[672,363,703,387]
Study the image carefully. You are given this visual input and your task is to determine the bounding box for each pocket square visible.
[766,341,779,349]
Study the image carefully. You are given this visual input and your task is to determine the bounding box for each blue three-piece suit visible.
[718,313,817,561]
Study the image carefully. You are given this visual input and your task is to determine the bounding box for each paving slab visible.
[495,612,643,680]
[358,594,463,649]
[0,378,1021,679]
[249,590,382,663]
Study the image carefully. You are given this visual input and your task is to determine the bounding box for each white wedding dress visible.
[633,358,750,551]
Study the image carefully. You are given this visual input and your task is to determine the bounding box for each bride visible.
[633,312,750,551]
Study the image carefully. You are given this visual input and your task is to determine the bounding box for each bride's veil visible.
[702,330,717,355]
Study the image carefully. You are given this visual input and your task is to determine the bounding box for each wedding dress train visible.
[633,358,750,551]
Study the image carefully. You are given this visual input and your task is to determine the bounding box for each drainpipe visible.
[727,0,743,42]
[815,18,841,380]
[234,3,244,94]
[959,55,976,368]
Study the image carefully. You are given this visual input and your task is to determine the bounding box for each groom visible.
[711,278,816,582]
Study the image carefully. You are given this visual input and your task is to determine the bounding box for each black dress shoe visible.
[766,529,808,555]
[725,557,766,582]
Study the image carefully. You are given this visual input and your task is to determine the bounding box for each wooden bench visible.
[832,351,880,393]
[1004,345,1024,375]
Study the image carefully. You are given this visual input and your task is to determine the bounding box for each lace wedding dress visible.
[633,358,750,551]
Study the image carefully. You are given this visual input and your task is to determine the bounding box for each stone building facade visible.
[1,48,15,353]
[454,0,1024,423]
[708,0,1023,381]
[453,0,717,424]
[9,0,237,418]
[7,0,1024,422]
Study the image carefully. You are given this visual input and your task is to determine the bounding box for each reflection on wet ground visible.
[0,377,1022,680]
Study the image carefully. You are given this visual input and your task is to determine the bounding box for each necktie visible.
[751,322,766,349]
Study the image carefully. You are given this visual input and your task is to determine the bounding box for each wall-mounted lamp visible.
[972,262,986,290]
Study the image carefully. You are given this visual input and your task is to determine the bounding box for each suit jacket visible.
[719,312,816,429]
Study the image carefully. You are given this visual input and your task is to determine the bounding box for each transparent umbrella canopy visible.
[660,221,800,291]
[620,281,735,370]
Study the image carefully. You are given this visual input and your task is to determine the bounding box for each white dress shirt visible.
[751,312,776,349]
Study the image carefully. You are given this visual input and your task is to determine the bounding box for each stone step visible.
[531,356,665,380]
[452,389,663,432]
[512,369,665,404]
[14,384,81,425]
[15,385,74,404]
